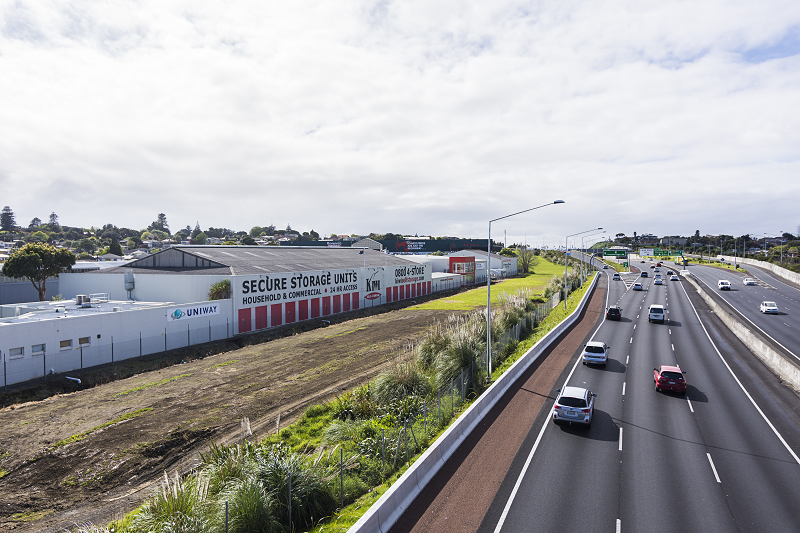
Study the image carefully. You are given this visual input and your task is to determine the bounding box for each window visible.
[79,337,91,347]
[60,339,72,350]
[32,344,45,356]
[9,347,23,359]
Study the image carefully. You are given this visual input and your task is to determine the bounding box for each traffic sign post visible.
[603,249,627,258]
[654,249,682,257]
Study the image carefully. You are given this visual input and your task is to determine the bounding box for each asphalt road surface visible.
[481,257,800,532]
[685,261,800,366]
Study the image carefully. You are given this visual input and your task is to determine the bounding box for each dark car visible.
[641,271,648,278]
[606,306,622,320]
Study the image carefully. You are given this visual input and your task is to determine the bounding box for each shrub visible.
[373,361,431,405]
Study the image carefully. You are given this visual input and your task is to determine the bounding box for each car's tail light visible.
[554,404,562,410]
[581,409,590,413]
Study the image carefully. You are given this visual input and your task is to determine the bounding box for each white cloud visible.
[1,0,799,244]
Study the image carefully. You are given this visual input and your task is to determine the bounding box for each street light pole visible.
[486,200,565,381]
[564,228,602,310]
[581,231,606,282]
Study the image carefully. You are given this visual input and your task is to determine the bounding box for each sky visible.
[1,0,799,248]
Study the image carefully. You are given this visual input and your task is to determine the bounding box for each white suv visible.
[648,304,665,323]
[582,341,609,366]
[718,280,731,291]
[553,386,596,427]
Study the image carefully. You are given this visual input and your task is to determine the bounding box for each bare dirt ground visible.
[0,306,463,532]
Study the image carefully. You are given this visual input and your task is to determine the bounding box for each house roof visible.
[91,245,417,276]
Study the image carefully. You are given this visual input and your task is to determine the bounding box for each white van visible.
[648,304,665,323]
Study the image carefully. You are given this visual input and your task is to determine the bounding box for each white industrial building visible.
[0,246,440,386]
[0,246,515,387]
[59,246,434,334]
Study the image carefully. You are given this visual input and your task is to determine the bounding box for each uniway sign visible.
[168,303,221,322]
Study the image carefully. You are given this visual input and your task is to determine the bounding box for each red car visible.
[654,365,686,394]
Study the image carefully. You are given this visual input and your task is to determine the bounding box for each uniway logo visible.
[168,304,220,322]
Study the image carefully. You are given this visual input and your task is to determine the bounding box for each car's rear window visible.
[662,371,683,379]
[586,346,605,354]
[559,397,587,408]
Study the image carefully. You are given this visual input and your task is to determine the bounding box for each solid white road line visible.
[492,273,611,533]
[707,453,721,483]
[687,398,694,413]
[678,281,800,466]
[622,382,626,396]
[618,427,623,451]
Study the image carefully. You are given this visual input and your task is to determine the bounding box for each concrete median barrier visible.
[350,273,600,533]
[684,274,800,392]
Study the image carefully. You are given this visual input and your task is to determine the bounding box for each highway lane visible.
[684,262,800,363]
[483,264,800,533]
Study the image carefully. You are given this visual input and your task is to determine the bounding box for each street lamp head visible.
[553,200,565,204]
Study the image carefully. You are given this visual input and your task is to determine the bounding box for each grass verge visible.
[411,260,565,311]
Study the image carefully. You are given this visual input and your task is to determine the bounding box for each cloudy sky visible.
[1,0,799,247]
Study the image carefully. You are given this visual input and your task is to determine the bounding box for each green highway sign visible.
[603,249,627,258]
[654,249,683,256]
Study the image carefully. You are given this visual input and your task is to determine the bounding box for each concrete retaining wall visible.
[718,255,800,286]
[684,274,800,391]
[349,273,600,533]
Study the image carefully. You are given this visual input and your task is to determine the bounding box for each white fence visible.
[0,300,233,388]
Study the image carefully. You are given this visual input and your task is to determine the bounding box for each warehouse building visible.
[59,246,432,335]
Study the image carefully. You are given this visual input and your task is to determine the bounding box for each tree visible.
[29,231,49,243]
[194,232,207,245]
[249,226,263,237]
[208,279,231,300]
[109,238,124,256]
[517,246,540,274]
[127,236,142,249]
[149,213,170,235]
[499,248,516,257]
[79,238,97,254]
[29,217,41,228]
[49,212,60,228]
[191,223,202,238]
[309,229,320,241]
[2,243,76,301]
[242,235,256,245]
[1,206,16,231]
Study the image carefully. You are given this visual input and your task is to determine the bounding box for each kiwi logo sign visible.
[168,304,220,322]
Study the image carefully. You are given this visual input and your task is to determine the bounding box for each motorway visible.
[683,260,800,365]
[479,256,800,532]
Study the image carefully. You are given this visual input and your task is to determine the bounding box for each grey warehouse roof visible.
[93,246,418,276]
